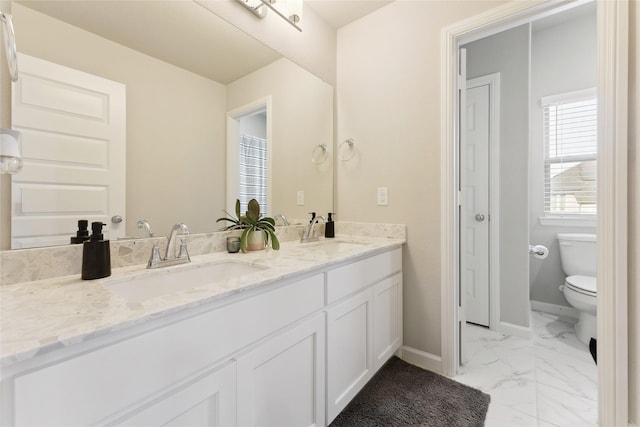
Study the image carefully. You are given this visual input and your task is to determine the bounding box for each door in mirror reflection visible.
[227,98,272,217]
[238,110,268,214]
[11,54,126,249]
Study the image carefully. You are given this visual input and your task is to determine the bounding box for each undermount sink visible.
[104,260,268,303]
[303,239,369,253]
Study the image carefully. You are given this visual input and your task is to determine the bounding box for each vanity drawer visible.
[12,274,324,426]
[326,248,401,304]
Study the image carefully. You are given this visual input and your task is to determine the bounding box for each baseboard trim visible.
[497,321,531,339]
[530,300,580,320]
[400,346,442,374]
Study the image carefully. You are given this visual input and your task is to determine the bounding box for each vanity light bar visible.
[260,0,302,32]
[234,0,302,32]
[234,0,268,19]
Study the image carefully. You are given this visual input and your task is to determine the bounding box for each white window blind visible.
[238,134,267,213]
[543,89,597,216]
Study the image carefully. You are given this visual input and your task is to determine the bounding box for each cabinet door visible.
[373,272,403,370]
[236,313,325,427]
[326,288,374,424]
[113,361,236,427]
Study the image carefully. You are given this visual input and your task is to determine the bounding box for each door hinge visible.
[457,190,463,206]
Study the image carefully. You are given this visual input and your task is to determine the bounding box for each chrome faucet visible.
[274,213,289,226]
[136,219,154,237]
[301,215,325,243]
[147,223,190,269]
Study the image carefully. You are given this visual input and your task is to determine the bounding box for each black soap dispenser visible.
[82,222,111,280]
[325,213,335,238]
[70,219,90,244]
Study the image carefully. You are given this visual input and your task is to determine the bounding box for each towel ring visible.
[311,144,329,165]
[1,12,18,82]
[338,138,356,161]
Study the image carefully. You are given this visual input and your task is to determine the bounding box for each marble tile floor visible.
[454,310,598,427]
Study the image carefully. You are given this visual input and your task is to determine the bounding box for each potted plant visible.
[216,199,280,252]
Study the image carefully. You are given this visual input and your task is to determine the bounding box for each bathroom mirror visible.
[2,0,333,249]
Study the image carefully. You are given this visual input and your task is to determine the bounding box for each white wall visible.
[464,24,531,329]
[529,6,597,308]
[227,58,334,221]
[336,0,509,361]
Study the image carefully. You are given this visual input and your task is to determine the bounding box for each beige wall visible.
[337,0,639,421]
[1,4,227,245]
[336,0,506,358]
[629,0,639,423]
[226,57,334,220]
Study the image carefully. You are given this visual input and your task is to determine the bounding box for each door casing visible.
[440,1,629,425]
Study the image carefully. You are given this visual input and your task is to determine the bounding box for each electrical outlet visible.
[297,190,304,206]
[377,187,388,206]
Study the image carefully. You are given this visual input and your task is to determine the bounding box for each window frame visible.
[539,87,597,226]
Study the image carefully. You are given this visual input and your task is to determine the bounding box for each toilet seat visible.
[565,275,597,296]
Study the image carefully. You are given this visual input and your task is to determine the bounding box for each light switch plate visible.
[377,187,388,206]
[297,190,304,206]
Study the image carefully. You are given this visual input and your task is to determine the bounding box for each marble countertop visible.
[0,235,404,368]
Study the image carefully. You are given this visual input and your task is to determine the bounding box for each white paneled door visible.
[11,53,126,248]
[463,82,490,327]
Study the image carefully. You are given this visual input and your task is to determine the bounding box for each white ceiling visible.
[305,0,393,29]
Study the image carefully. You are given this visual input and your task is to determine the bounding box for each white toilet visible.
[557,233,597,344]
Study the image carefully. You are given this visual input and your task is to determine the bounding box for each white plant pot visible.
[246,229,266,251]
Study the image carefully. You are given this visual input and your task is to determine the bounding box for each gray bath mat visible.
[329,356,490,427]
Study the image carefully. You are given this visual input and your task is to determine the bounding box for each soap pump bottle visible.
[325,213,335,238]
[81,222,111,280]
[70,219,90,244]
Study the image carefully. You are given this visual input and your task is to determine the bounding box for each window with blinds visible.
[543,89,597,216]
[238,134,268,213]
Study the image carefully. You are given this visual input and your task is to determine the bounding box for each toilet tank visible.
[557,233,597,277]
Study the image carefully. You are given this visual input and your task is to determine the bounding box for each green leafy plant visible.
[216,199,248,231]
[216,199,280,253]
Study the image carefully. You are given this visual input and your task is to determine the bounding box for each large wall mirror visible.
[2,0,333,249]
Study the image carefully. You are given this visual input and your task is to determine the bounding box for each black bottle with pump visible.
[325,213,335,238]
[82,222,111,280]
[70,219,90,244]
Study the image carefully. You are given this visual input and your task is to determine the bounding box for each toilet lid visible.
[566,275,597,295]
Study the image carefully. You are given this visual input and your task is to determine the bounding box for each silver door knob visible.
[475,214,485,222]
[111,215,123,224]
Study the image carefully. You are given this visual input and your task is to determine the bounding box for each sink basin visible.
[104,260,268,302]
[303,239,368,253]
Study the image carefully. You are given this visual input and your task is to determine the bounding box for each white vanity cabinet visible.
[325,248,403,423]
[237,313,325,427]
[373,272,403,370]
[2,244,403,427]
[4,273,325,427]
[326,287,374,422]
[113,361,237,427]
